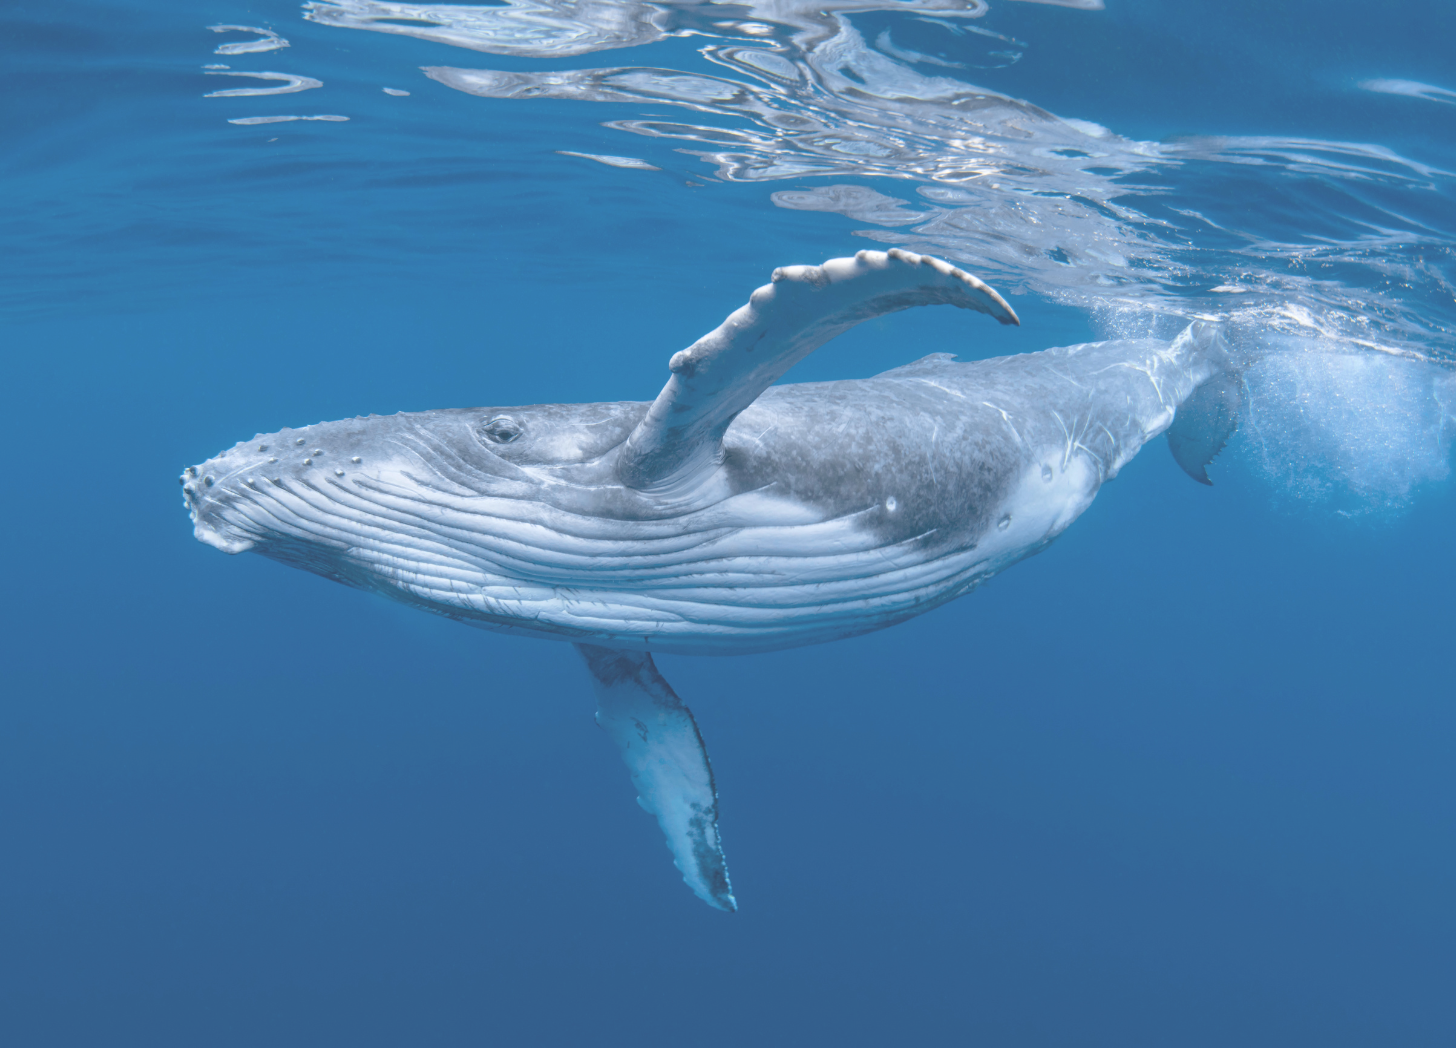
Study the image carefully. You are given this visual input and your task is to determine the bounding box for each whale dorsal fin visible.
[617,249,1019,490]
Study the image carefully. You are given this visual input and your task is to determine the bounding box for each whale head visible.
[182,400,654,558]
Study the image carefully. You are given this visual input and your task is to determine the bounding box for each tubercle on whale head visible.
[181,413,395,558]
[179,463,256,553]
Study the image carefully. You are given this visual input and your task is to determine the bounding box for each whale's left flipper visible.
[576,643,736,912]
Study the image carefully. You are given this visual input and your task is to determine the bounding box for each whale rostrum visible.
[182,249,1236,910]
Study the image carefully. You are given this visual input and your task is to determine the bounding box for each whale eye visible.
[481,416,523,444]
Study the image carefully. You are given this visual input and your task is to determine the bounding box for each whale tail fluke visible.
[1167,322,1244,485]
[1167,369,1243,485]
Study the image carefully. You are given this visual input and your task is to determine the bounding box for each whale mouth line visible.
[193,520,257,554]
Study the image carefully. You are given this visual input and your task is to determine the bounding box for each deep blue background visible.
[3,1,1455,1045]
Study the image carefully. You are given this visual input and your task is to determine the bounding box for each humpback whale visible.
[182,249,1237,911]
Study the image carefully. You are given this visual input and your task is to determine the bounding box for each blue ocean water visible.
[4,0,1456,1043]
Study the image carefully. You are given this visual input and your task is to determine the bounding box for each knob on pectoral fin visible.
[576,643,736,912]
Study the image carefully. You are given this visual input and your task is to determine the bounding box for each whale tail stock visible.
[617,248,1019,492]
[1166,321,1245,486]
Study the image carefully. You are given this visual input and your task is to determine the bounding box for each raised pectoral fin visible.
[576,643,736,912]
[617,249,1018,491]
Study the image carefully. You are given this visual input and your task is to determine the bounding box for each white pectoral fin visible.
[576,643,736,912]
[617,249,1019,490]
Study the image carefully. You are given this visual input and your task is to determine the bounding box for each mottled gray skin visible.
[185,333,1212,655]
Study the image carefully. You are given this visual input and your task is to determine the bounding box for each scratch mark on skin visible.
[1074,441,1106,475]
[928,421,941,487]
[1051,409,1075,470]
[1104,360,1168,406]
[1048,408,1107,476]
[982,401,1023,445]
[1046,366,1087,390]
[914,378,967,400]
[1096,422,1120,469]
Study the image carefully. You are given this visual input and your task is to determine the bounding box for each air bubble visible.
[1041,464,1053,482]
[1239,340,1456,514]
[997,514,1011,530]
[885,496,898,512]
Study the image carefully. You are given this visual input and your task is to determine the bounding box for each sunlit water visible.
[4,1,1456,1045]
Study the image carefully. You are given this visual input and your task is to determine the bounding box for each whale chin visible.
[193,521,256,555]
